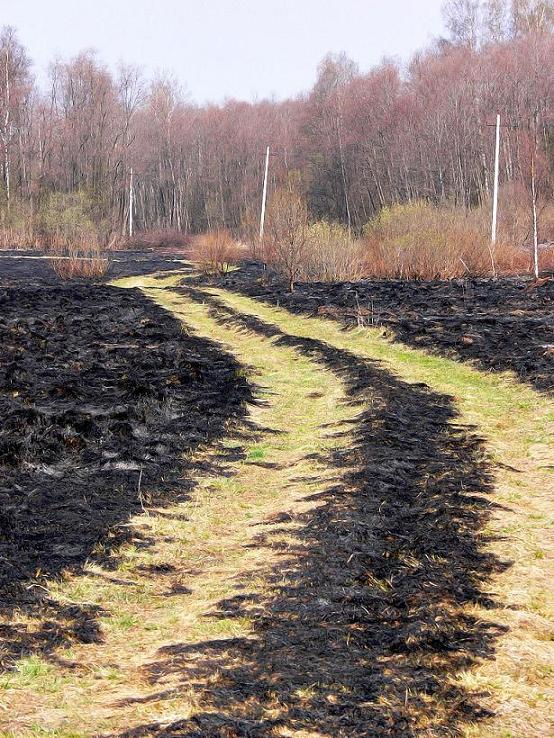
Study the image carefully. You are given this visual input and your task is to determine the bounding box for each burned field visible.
[206,263,554,394]
[0,257,551,737]
[0,249,189,286]
[113,288,506,737]
[0,280,251,666]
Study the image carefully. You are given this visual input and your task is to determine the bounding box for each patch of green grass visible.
[0,655,62,694]
[110,613,140,631]
[246,445,268,461]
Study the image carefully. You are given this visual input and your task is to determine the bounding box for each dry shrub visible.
[363,195,554,280]
[303,222,365,282]
[363,202,493,279]
[192,230,245,275]
[122,229,193,251]
[263,183,310,291]
[48,235,108,280]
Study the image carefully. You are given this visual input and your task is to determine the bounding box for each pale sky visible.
[0,0,446,103]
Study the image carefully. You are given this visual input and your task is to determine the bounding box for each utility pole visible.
[491,113,500,246]
[487,113,501,278]
[259,146,270,242]
[129,167,134,238]
[531,109,539,279]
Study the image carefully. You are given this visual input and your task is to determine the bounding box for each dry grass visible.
[47,241,109,280]
[191,229,246,275]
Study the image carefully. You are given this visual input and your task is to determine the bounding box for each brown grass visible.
[121,228,193,252]
[47,239,108,280]
[192,229,245,275]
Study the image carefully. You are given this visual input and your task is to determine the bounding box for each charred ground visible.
[109,288,507,737]
[199,262,554,394]
[0,276,252,667]
[0,249,189,286]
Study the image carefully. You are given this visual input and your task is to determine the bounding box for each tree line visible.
[0,0,553,243]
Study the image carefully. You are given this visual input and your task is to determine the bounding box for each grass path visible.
[1,273,552,738]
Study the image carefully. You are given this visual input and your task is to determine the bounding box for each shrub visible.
[362,197,554,280]
[122,228,193,251]
[303,222,364,282]
[38,192,108,280]
[192,230,244,275]
[363,201,499,279]
[49,247,108,280]
[0,199,36,249]
[264,184,309,291]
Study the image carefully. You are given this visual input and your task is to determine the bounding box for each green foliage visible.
[0,197,35,247]
[38,191,98,247]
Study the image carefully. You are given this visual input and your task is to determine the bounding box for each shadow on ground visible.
[110,289,509,738]
[0,284,254,669]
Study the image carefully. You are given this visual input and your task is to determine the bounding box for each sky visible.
[0,0,446,103]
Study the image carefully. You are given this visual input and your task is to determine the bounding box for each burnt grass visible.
[0,281,252,668]
[197,262,554,395]
[110,288,509,738]
[0,249,190,286]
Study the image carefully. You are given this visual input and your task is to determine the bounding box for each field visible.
[202,262,554,394]
[0,253,552,738]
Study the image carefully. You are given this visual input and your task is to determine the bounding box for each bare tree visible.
[265,178,309,291]
[0,26,31,211]
[482,0,509,41]
[511,0,554,35]
[442,0,481,47]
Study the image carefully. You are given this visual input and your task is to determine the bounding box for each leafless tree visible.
[265,179,309,291]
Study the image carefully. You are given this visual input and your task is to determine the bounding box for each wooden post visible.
[531,109,539,279]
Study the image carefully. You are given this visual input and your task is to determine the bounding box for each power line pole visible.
[531,108,540,279]
[491,113,500,246]
[259,146,270,242]
[129,167,134,238]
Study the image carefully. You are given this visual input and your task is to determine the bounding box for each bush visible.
[192,230,244,275]
[49,249,108,280]
[363,197,554,280]
[37,192,108,279]
[0,200,36,249]
[363,201,498,279]
[263,184,310,291]
[122,228,193,251]
[303,222,364,282]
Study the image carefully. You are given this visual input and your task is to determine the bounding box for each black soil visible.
[201,262,554,394]
[0,281,252,667]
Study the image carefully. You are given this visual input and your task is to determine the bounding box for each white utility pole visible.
[491,113,500,245]
[129,167,134,238]
[259,146,270,242]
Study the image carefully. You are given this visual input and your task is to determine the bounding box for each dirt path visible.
[2,274,552,738]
